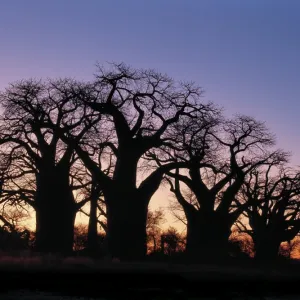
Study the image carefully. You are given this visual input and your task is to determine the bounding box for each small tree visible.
[73,223,106,255]
[146,208,166,253]
[160,227,186,256]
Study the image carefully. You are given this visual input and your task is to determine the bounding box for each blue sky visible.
[0,0,299,159]
[1,0,299,228]
[1,1,299,162]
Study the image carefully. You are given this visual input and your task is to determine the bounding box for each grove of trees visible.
[0,63,299,262]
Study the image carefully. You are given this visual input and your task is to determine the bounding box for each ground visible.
[0,254,299,299]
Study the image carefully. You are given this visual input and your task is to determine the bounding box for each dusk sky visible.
[1,1,300,227]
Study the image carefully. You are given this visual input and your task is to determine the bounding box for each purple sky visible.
[1,0,299,229]
[1,0,299,165]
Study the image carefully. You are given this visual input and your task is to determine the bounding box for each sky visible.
[1,0,300,229]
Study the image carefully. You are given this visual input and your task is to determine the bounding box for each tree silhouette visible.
[0,206,30,231]
[77,176,107,256]
[0,163,32,252]
[76,156,114,255]
[73,223,106,254]
[237,165,300,261]
[160,227,186,256]
[146,208,166,253]
[0,79,99,255]
[58,63,220,260]
[165,115,288,260]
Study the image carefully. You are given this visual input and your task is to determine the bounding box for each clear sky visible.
[1,0,300,229]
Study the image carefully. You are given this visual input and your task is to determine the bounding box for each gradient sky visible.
[1,0,300,228]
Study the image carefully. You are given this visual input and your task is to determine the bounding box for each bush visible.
[0,226,31,252]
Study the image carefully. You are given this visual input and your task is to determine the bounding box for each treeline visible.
[0,63,299,262]
[1,214,299,261]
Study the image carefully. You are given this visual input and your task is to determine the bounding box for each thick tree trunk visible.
[102,151,150,261]
[186,211,232,261]
[254,234,281,261]
[34,166,76,256]
[105,189,148,261]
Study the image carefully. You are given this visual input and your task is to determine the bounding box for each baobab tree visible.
[237,165,300,261]
[0,79,100,255]
[165,115,288,260]
[58,63,220,260]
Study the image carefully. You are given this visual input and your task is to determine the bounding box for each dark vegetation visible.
[0,62,299,266]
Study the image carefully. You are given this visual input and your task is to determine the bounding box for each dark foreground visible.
[0,258,299,299]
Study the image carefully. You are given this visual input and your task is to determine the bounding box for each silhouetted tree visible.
[146,208,166,253]
[0,225,31,253]
[0,166,32,252]
[0,205,30,230]
[73,224,88,252]
[78,182,107,255]
[76,157,114,255]
[58,63,220,260]
[165,115,287,260]
[237,165,300,261]
[160,227,186,256]
[73,223,106,254]
[0,79,99,255]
